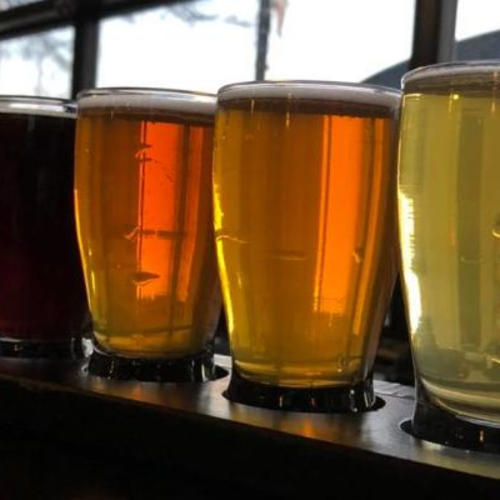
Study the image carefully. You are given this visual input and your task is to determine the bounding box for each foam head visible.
[78,88,216,117]
[217,81,401,116]
[403,61,500,93]
[0,96,75,118]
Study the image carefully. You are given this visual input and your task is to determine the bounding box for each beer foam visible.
[218,81,400,110]
[78,90,216,116]
[403,61,500,90]
[0,97,75,118]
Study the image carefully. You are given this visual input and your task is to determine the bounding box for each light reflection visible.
[399,194,422,330]
[313,115,364,316]
[90,271,97,296]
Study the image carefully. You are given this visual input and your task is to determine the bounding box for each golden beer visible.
[399,64,500,424]
[75,89,220,359]
[214,82,400,394]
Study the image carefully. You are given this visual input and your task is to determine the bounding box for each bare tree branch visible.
[118,4,256,28]
[168,5,217,24]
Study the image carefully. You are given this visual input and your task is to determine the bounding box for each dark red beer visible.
[0,97,90,357]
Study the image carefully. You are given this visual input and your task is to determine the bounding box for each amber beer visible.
[0,97,89,357]
[75,89,220,360]
[214,82,400,410]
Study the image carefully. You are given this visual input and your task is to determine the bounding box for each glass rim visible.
[0,95,75,117]
[402,60,500,89]
[77,87,216,116]
[77,86,216,100]
[217,80,401,107]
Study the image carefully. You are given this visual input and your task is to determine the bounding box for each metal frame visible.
[410,0,458,69]
[255,0,270,80]
[71,4,98,98]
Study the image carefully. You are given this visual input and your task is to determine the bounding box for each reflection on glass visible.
[266,0,415,82]
[0,27,74,98]
[97,0,257,92]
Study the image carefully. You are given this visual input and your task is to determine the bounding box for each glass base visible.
[224,366,383,413]
[0,336,84,359]
[402,379,500,454]
[88,345,222,382]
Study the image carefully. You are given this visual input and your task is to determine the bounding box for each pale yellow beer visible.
[399,63,500,423]
[214,82,400,388]
[75,89,221,358]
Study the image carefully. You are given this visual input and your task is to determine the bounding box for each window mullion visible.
[410,0,457,69]
[255,0,270,80]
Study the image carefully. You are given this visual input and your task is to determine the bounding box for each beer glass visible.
[0,96,90,358]
[213,81,400,411]
[75,89,221,381]
[399,62,500,451]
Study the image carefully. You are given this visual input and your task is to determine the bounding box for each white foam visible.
[218,81,400,109]
[403,61,500,87]
[78,90,216,116]
[0,97,75,118]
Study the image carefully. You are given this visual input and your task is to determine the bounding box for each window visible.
[0,27,74,98]
[266,0,415,83]
[97,0,259,93]
[455,0,500,60]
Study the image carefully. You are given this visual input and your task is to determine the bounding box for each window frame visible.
[0,0,459,97]
[0,0,217,97]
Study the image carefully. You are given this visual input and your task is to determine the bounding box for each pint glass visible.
[0,97,90,358]
[213,82,400,411]
[398,62,500,450]
[75,89,221,380]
